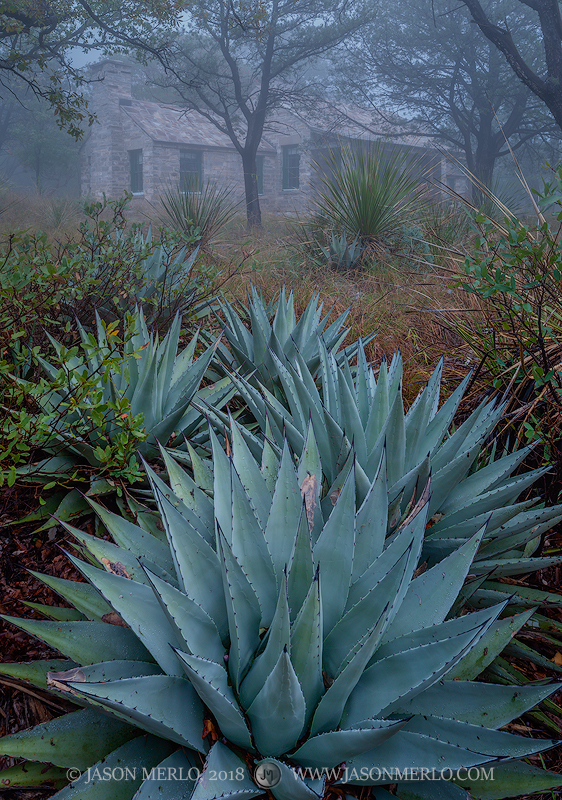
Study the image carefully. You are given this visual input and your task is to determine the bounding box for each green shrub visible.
[3,308,231,497]
[451,167,562,496]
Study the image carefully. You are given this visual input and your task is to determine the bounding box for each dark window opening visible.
[283,145,299,190]
[180,149,203,192]
[129,149,143,193]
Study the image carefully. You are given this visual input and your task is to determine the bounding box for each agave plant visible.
[1,425,561,799]
[201,338,562,667]
[14,308,233,525]
[318,232,362,270]
[30,309,232,463]
[204,286,375,392]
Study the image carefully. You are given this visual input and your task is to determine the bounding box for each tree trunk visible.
[472,148,495,204]
[461,0,562,133]
[242,150,262,229]
[471,107,496,204]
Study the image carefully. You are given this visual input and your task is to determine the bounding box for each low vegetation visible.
[0,174,561,800]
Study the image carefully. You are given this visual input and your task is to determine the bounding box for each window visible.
[129,149,143,193]
[256,156,264,195]
[180,149,203,192]
[282,145,299,190]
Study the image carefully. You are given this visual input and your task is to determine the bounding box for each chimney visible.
[89,59,133,119]
[84,60,132,199]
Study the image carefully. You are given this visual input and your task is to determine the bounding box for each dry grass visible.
[0,195,483,403]
[216,217,480,405]
[0,190,84,242]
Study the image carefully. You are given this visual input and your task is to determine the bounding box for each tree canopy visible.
[0,1,184,139]
[149,0,373,227]
[332,0,553,195]
[459,0,562,135]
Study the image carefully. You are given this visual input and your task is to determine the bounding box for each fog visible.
[1,0,560,212]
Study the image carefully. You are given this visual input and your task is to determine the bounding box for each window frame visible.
[129,149,143,194]
[282,145,300,190]
[180,148,203,193]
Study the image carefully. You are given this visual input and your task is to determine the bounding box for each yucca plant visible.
[159,180,241,247]
[1,425,561,799]
[204,286,375,393]
[312,140,428,247]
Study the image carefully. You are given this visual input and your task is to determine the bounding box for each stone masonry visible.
[81,59,466,214]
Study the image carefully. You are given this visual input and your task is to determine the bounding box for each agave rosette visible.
[18,309,234,480]
[1,420,561,800]
[206,339,562,586]
[203,286,375,392]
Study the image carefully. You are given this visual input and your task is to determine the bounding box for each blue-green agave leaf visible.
[28,571,113,621]
[246,648,306,757]
[313,466,356,636]
[240,572,290,708]
[265,441,303,583]
[67,554,184,676]
[395,679,562,728]
[0,708,137,769]
[381,527,487,644]
[217,533,261,690]
[191,741,261,800]
[62,675,206,753]
[1,616,152,665]
[133,750,200,800]
[291,720,409,769]
[290,569,324,723]
[143,567,226,660]
[174,649,252,750]
[48,735,175,800]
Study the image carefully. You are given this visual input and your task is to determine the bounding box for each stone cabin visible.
[81,59,468,213]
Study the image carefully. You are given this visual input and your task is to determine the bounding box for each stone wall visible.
[81,59,454,216]
[82,61,133,199]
